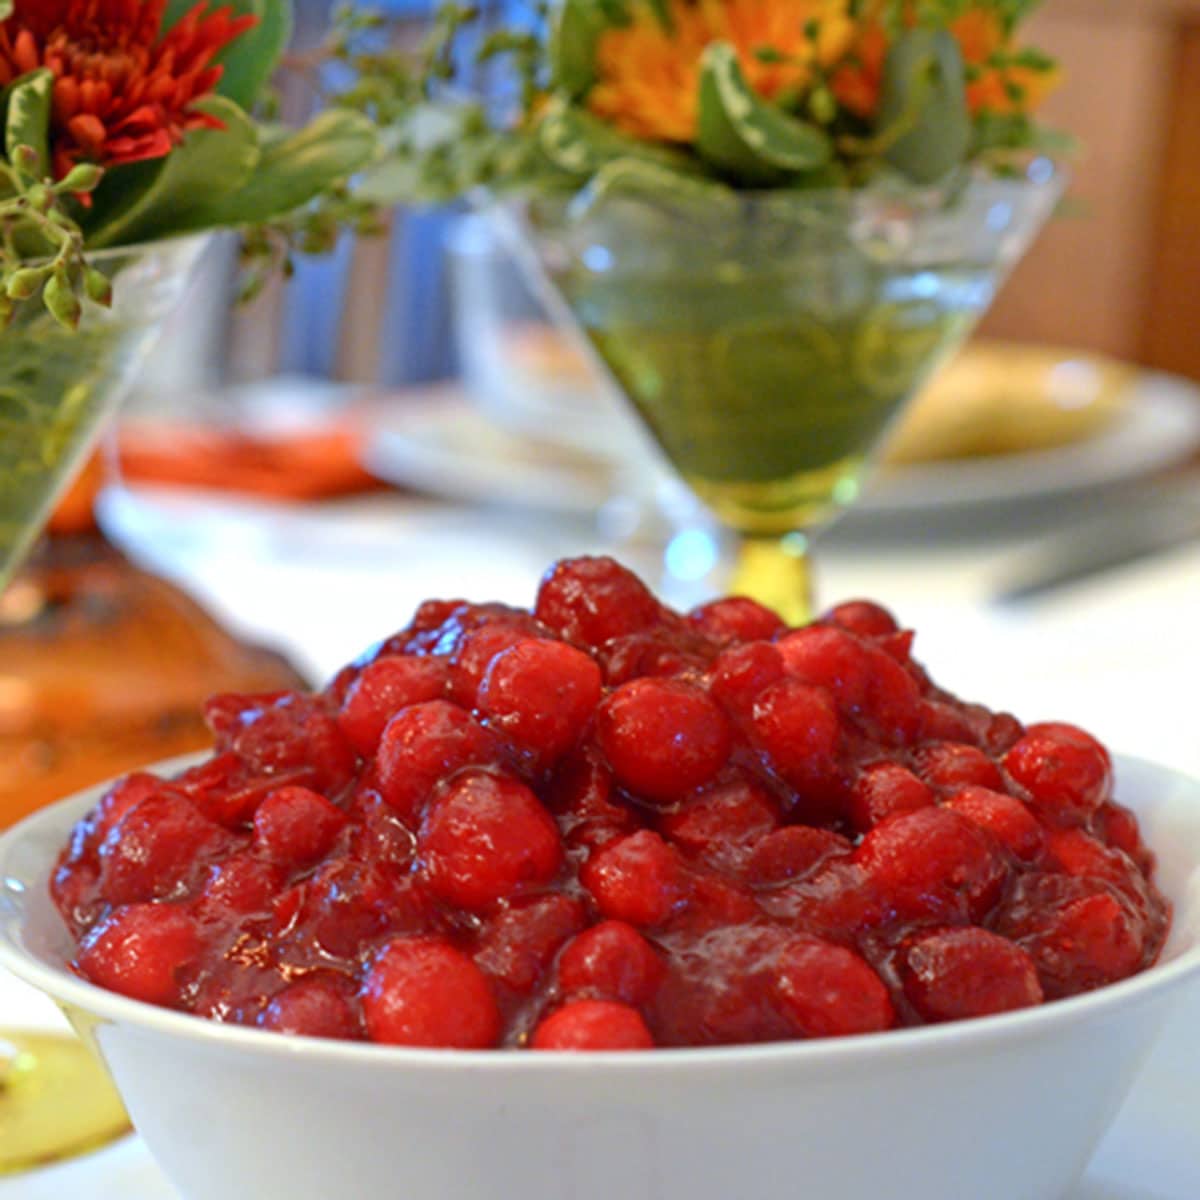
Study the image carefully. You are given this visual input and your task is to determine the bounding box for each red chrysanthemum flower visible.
[0,0,257,180]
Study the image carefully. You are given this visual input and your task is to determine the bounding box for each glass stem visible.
[729,532,815,626]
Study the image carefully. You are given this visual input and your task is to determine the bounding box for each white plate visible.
[363,374,1200,518]
[861,370,1200,512]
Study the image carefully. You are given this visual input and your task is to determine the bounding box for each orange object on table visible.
[115,422,384,500]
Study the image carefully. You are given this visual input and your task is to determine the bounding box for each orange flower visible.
[0,0,257,180]
[953,9,1059,116]
[830,4,1058,123]
[587,0,856,144]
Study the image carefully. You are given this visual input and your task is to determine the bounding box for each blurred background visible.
[146,0,1200,391]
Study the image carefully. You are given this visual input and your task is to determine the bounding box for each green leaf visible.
[568,157,738,220]
[84,97,260,247]
[199,108,376,227]
[162,0,293,110]
[0,2,13,20]
[548,0,628,98]
[879,29,971,185]
[695,43,832,185]
[538,96,699,179]
[5,70,54,178]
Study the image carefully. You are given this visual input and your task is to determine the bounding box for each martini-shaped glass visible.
[1,235,204,1174]
[507,161,1064,622]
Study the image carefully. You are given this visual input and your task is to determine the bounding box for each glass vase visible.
[503,161,1064,623]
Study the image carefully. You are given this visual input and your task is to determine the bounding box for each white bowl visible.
[3,755,1199,1200]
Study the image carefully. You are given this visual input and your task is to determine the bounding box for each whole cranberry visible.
[822,600,899,639]
[420,771,563,912]
[362,937,500,1048]
[750,678,840,787]
[944,786,1045,862]
[658,776,778,873]
[901,928,1043,1022]
[532,1000,654,1050]
[375,700,497,820]
[743,827,852,888]
[709,642,787,716]
[535,557,662,646]
[581,831,687,927]
[479,638,602,765]
[688,597,784,643]
[260,974,362,1040]
[253,786,346,869]
[855,807,1008,923]
[557,920,664,1006]
[1005,722,1112,825]
[337,656,449,755]
[597,678,731,803]
[914,742,1004,792]
[774,937,895,1037]
[848,762,935,832]
[77,903,201,1006]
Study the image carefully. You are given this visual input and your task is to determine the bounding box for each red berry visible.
[200,854,285,918]
[597,631,712,687]
[253,786,346,868]
[855,807,1008,923]
[98,794,231,906]
[421,772,563,912]
[597,678,731,803]
[260,975,361,1039]
[532,1000,654,1050]
[944,786,1045,862]
[479,638,602,764]
[449,622,536,708]
[375,701,496,820]
[750,678,840,786]
[474,894,587,993]
[849,762,935,831]
[744,827,852,888]
[779,626,921,742]
[363,937,500,1048]
[545,751,638,852]
[689,597,784,643]
[338,656,449,755]
[535,556,662,646]
[557,921,664,1005]
[1005,723,1111,825]
[774,937,895,1037]
[822,600,899,638]
[581,831,687,927]
[914,742,1004,792]
[709,641,786,715]
[902,928,1043,1022]
[205,692,357,796]
[658,776,778,873]
[77,904,201,1006]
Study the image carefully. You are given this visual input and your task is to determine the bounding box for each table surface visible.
[4,460,1199,1198]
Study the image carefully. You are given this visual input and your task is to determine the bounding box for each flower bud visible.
[56,162,105,194]
[84,266,113,307]
[5,267,46,300]
[44,272,82,329]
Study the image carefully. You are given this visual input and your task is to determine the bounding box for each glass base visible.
[729,532,815,626]
[0,1032,130,1174]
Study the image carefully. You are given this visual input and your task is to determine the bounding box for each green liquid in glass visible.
[565,267,989,534]
[0,321,151,590]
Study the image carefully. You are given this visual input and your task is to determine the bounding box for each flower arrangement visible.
[0,0,380,326]
[378,0,1064,208]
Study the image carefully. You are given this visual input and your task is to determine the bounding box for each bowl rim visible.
[3,752,1199,1075]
